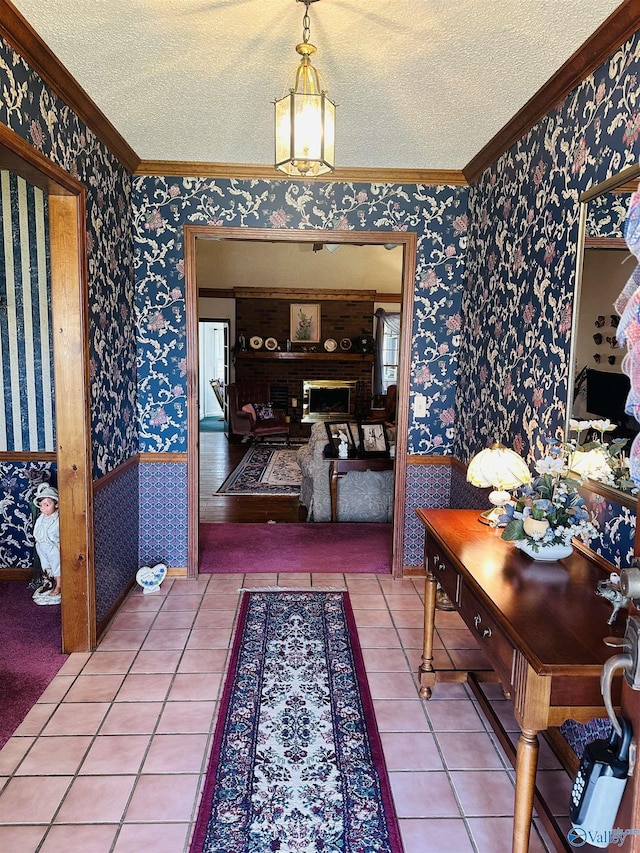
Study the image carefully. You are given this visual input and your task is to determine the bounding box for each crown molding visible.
[0,0,140,173]
[134,159,467,186]
[463,0,640,184]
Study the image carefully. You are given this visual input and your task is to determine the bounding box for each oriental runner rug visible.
[190,591,402,853]
[216,444,302,495]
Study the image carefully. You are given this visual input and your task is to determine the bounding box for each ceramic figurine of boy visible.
[32,484,61,605]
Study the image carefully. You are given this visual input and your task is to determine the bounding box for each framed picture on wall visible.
[358,422,390,457]
[290,303,320,343]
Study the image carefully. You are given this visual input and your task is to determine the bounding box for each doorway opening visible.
[199,319,229,428]
[185,226,416,579]
[0,124,94,653]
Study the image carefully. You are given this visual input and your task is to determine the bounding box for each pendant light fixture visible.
[274,0,335,177]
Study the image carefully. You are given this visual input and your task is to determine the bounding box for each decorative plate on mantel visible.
[264,337,278,351]
[249,336,263,350]
[324,338,338,352]
[339,338,352,351]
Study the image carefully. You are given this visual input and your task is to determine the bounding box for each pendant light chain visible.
[302,2,312,45]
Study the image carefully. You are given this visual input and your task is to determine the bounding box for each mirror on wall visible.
[570,163,640,507]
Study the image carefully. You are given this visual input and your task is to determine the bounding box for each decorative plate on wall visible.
[339,338,352,351]
[264,337,278,351]
[324,338,337,352]
[249,336,263,350]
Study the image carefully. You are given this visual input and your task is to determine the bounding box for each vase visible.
[523,517,550,538]
[516,539,574,561]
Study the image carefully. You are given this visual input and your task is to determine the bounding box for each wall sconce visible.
[274,0,335,177]
[467,442,531,525]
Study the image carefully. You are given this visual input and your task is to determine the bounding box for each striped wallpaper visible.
[0,170,55,452]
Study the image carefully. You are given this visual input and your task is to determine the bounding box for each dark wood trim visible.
[0,124,82,196]
[0,569,32,580]
[93,454,139,492]
[185,225,200,579]
[49,192,96,653]
[136,160,467,185]
[199,286,402,303]
[0,1,139,173]
[139,452,188,464]
[0,451,57,462]
[406,454,454,466]
[585,237,628,249]
[463,0,640,183]
[402,565,426,577]
[234,352,374,362]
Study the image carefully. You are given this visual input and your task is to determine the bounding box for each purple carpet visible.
[0,582,67,749]
[199,522,392,573]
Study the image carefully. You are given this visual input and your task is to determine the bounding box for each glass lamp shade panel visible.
[568,448,611,480]
[275,49,335,177]
[466,445,531,491]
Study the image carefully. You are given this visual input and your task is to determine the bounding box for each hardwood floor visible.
[199,429,307,523]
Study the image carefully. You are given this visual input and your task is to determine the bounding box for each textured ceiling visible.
[10,0,624,170]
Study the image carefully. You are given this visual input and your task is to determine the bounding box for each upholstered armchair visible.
[296,422,394,522]
[226,382,290,443]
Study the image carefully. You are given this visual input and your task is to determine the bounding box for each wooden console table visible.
[416,508,622,853]
[327,455,393,522]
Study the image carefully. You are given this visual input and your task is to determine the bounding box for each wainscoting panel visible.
[139,461,188,569]
[93,461,139,624]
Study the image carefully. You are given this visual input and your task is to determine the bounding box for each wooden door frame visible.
[184,226,417,579]
[0,124,95,652]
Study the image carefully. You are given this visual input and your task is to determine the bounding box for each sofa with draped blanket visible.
[296,422,394,522]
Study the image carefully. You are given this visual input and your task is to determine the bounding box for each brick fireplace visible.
[233,296,375,436]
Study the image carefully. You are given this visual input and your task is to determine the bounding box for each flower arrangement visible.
[501,433,598,554]
[566,419,635,494]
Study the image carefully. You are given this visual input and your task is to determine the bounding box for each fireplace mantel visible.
[234,352,374,362]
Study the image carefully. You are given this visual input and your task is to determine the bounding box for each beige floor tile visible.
[130,650,183,673]
[100,702,164,735]
[16,736,92,776]
[389,770,460,818]
[142,734,209,774]
[0,737,35,775]
[379,732,443,771]
[41,702,110,736]
[124,774,200,822]
[79,735,151,775]
[81,650,137,674]
[113,822,191,852]
[0,825,47,851]
[168,673,222,702]
[0,776,72,824]
[436,731,506,770]
[39,823,119,852]
[156,701,217,734]
[449,770,516,816]
[115,673,173,702]
[62,674,125,703]
[54,775,136,823]
[399,818,474,853]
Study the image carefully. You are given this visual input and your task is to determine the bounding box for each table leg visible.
[419,570,438,699]
[329,462,338,522]
[512,728,539,853]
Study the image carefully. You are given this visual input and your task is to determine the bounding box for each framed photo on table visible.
[358,422,390,456]
[290,303,320,343]
[325,422,355,455]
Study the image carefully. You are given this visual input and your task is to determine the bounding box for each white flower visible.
[534,456,567,476]
[590,419,616,433]
[569,419,593,433]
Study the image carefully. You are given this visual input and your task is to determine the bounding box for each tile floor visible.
[0,573,574,852]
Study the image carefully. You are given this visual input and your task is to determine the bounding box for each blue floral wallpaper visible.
[456,31,640,563]
[457,33,640,465]
[0,35,138,614]
[133,178,468,455]
[0,35,138,479]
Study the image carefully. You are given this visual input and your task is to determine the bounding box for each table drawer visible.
[425,540,459,603]
[458,581,514,688]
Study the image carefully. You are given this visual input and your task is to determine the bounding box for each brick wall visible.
[234,298,375,436]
